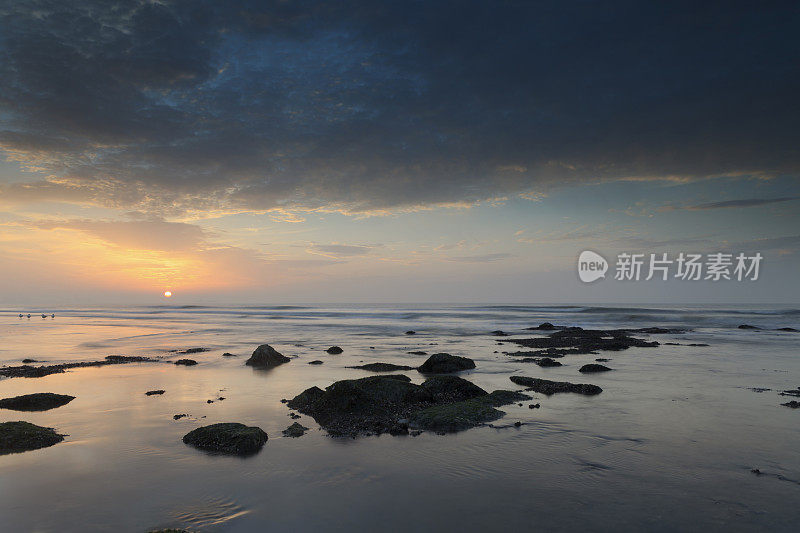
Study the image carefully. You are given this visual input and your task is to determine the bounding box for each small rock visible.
[245,344,290,367]
[21,358,37,363]
[0,421,64,455]
[738,324,760,330]
[514,421,522,427]
[0,393,75,411]
[145,390,165,396]
[528,403,540,409]
[182,348,208,354]
[417,353,476,373]
[405,330,416,335]
[326,346,343,354]
[492,330,509,336]
[781,401,800,408]
[173,414,188,420]
[308,360,324,365]
[222,352,237,357]
[174,359,197,366]
[289,412,301,419]
[182,423,268,455]
[579,364,613,373]
[407,351,427,355]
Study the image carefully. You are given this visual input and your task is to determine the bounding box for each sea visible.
[0,304,798,532]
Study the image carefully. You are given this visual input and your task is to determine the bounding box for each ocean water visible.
[0,304,799,532]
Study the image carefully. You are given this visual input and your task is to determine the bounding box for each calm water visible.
[1,304,799,532]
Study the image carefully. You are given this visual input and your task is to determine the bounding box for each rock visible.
[182,423,268,455]
[173,414,188,420]
[282,422,309,437]
[0,421,63,454]
[326,346,343,354]
[579,364,613,373]
[514,421,522,427]
[505,327,658,354]
[738,324,760,330]
[779,388,800,398]
[777,327,798,332]
[510,375,602,396]
[182,348,208,354]
[627,327,688,334]
[286,374,520,437]
[21,358,37,363]
[286,386,325,411]
[417,353,476,373]
[347,362,416,372]
[174,359,197,366]
[688,343,710,347]
[781,401,800,408]
[0,355,159,379]
[595,358,611,362]
[407,351,427,355]
[529,403,540,409]
[405,330,416,335]
[245,344,290,367]
[145,390,165,396]
[222,352,237,357]
[492,330,509,336]
[289,412,301,419]
[534,357,562,367]
[308,360,324,365]
[528,322,558,330]
[409,390,529,432]
[0,393,75,411]
[420,375,488,403]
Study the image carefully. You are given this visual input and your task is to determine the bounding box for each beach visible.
[1,304,799,532]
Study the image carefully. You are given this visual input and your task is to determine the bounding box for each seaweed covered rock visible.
[286,373,524,436]
[410,390,530,432]
[347,362,416,372]
[182,423,268,455]
[245,344,290,368]
[420,375,487,403]
[579,364,613,373]
[0,421,64,454]
[510,375,602,396]
[417,353,476,373]
[0,393,75,411]
[505,327,659,354]
[282,422,309,437]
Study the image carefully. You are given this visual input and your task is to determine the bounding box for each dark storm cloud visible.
[1,1,799,214]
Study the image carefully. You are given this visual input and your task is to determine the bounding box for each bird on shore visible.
[51,314,55,318]
[18,313,23,318]
[26,314,31,318]
[41,313,47,318]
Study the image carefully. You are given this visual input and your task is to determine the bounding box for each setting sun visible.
[163,291,172,298]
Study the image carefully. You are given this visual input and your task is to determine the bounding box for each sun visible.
[163,291,172,298]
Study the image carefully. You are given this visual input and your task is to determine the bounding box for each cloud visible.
[446,253,515,263]
[0,2,798,216]
[687,197,799,210]
[32,219,206,251]
[307,243,376,258]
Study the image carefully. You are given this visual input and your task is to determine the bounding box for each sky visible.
[1,1,799,305]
